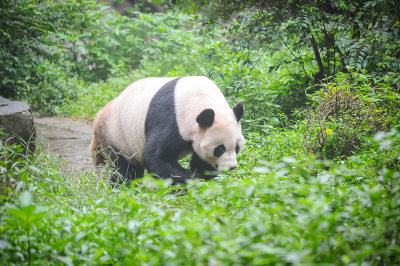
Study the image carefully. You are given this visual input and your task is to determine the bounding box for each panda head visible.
[193,102,245,172]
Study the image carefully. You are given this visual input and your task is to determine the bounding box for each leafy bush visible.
[303,71,400,159]
[0,0,96,98]
[58,75,132,119]
[173,0,400,120]
[62,9,209,82]
[16,61,85,115]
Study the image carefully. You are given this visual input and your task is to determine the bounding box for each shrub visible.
[17,61,83,115]
[303,72,400,159]
[0,0,96,98]
[61,9,208,82]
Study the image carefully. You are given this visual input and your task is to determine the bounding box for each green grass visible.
[1,128,399,265]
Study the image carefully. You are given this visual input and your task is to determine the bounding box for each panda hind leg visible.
[90,136,106,166]
[110,153,144,184]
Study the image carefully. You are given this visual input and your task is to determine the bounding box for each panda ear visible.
[196,109,215,128]
[233,102,244,122]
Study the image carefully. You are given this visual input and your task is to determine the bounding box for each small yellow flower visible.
[326,128,334,135]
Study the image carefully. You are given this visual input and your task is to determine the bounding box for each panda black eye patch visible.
[214,145,226,157]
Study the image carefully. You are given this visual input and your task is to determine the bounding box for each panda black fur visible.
[90,76,245,184]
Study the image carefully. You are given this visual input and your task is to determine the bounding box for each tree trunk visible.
[309,33,325,82]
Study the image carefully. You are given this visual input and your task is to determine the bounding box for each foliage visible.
[61,9,209,82]
[16,61,85,115]
[19,9,232,116]
[173,0,400,115]
[0,139,28,202]
[302,71,400,159]
[58,74,133,119]
[2,2,400,264]
[0,128,399,264]
[36,8,282,128]
[244,128,304,164]
[0,0,96,98]
[0,1,316,127]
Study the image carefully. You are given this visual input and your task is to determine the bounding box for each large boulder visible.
[0,96,36,153]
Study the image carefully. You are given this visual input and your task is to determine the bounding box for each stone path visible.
[34,115,95,172]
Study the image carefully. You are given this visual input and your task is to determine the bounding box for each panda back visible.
[105,77,176,163]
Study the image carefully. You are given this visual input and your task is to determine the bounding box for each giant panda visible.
[90,76,245,184]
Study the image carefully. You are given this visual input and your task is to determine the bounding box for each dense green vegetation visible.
[1,0,400,264]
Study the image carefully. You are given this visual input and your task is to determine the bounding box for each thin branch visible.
[276,32,312,79]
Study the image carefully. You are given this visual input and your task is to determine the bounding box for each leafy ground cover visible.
[1,0,400,264]
[1,125,399,264]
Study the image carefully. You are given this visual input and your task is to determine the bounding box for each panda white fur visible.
[90,76,245,184]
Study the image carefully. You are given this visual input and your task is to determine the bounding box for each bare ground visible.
[34,115,95,172]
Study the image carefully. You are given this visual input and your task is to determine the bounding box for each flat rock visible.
[34,116,95,172]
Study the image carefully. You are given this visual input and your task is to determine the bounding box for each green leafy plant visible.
[1,130,399,264]
[61,9,208,82]
[173,0,400,117]
[5,191,48,264]
[303,72,400,159]
[17,61,84,115]
[0,138,28,202]
[0,0,96,98]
